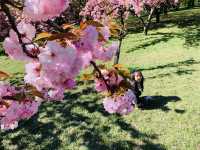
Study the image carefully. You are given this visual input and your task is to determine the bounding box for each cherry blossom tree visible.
[0,0,137,130]
[80,0,180,65]
[130,0,180,35]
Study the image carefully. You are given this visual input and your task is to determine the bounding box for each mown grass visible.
[0,8,200,150]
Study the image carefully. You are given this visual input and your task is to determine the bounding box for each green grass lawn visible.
[1,8,200,150]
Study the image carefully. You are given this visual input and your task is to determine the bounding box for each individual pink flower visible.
[0,105,7,116]
[46,88,65,101]
[17,21,36,42]
[3,36,28,61]
[93,42,118,62]
[103,97,119,114]
[64,79,76,89]
[1,121,18,131]
[23,0,69,21]
[78,51,93,68]
[39,41,77,70]
[100,26,110,41]
[24,62,51,91]
[95,79,107,92]
[75,25,99,53]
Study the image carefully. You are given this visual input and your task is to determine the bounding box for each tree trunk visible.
[144,25,148,36]
[114,38,123,65]
[164,6,168,15]
[187,0,195,7]
[155,8,160,23]
[113,6,125,65]
[143,8,155,36]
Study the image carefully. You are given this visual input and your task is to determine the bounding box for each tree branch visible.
[114,6,126,65]
[90,61,111,93]
[0,2,38,58]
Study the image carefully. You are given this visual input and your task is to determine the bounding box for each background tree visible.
[130,0,180,35]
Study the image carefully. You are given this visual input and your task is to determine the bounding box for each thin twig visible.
[90,61,111,92]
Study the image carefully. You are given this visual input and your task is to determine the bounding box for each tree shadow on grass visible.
[140,96,182,112]
[126,12,200,53]
[126,32,176,53]
[0,83,166,150]
[146,68,196,79]
[113,118,166,150]
[81,117,166,150]
[0,114,62,150]
[129,59,200,73]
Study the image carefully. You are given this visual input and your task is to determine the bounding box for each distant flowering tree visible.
[81,0,179,65]
[0,0,138,130]
[129,0,180,35]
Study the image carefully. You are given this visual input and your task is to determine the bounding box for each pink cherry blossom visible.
[3,21,37,61]
[0,100,40,130]
[23,0,69,21]
[103,89,136,115]
[75,25,99,53]
[24,62,52,91]
[80,0,133,21]
[1,121,18,131]
[93,42,118,62]
[25,41,83,100]
[100,26,110,41]
[78,51,93,68]
[95,79,107,92]
[132,0,143,16]
[38,41,81,86]
[94,69,123,92]
[64,79,76,89]
[18,100,41,120]
[103,97,119,114]
[46,88,65,101]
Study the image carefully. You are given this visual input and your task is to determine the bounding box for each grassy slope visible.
[0,8,200,150]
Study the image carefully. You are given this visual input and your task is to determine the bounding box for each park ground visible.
[0,8,200,150]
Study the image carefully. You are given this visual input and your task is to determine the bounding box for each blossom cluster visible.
[80,0,132,21]
[144,0,179,8]
[0,83,40,130]
[23,0,69,21]
[3,20,118,100]
[94,68,136,115]
[103,89,136,115]
[81,0,179,20]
